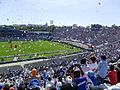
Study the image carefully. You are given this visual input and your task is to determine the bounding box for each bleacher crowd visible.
[54,26,120,61]
[53,26,120,46]
[0,25,120,90]
[0,53,120,90]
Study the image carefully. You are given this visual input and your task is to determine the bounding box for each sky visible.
[0,0,120,26]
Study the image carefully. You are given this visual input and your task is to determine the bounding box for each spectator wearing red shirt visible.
[107,64,118,85]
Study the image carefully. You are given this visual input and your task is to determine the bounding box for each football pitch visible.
[0,40,80,61]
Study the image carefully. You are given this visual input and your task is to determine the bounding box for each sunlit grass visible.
[0,40,80,61]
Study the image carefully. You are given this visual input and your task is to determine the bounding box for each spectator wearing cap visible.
[72,66,88,90]
[106,64,118,85]
[97,55,108,85]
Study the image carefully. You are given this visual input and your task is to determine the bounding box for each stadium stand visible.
[0,52,120,90]
[0,25,120,90]
[0,27,52,41]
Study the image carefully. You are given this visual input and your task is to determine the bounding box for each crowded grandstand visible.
[0,24,120,90]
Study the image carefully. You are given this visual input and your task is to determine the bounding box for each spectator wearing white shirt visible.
[89,56,98,72]
[80,58,90,73]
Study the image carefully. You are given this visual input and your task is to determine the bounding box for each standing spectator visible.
[107,64,118,85]
[97,55,108,85]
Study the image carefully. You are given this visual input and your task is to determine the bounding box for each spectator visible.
[66,75,72,84]
[61,83,76,90]
[87,71,97,86]
[107,64,118,85]
[80,58,90,73]
[0,83,4,90]
[73,66,88,90]
[9,87,14,90]
[29,68,40,80]
[40,76,45,88]
[49,86,57,90]
[89,56,98,72]
[97,55,108,85]
[46,77,55,88]
[27,68,41,90]
[115,61,120,82]
[56,77,63,90]
[4,83,10,90]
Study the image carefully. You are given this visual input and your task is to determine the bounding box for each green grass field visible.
[0,40,80,61]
